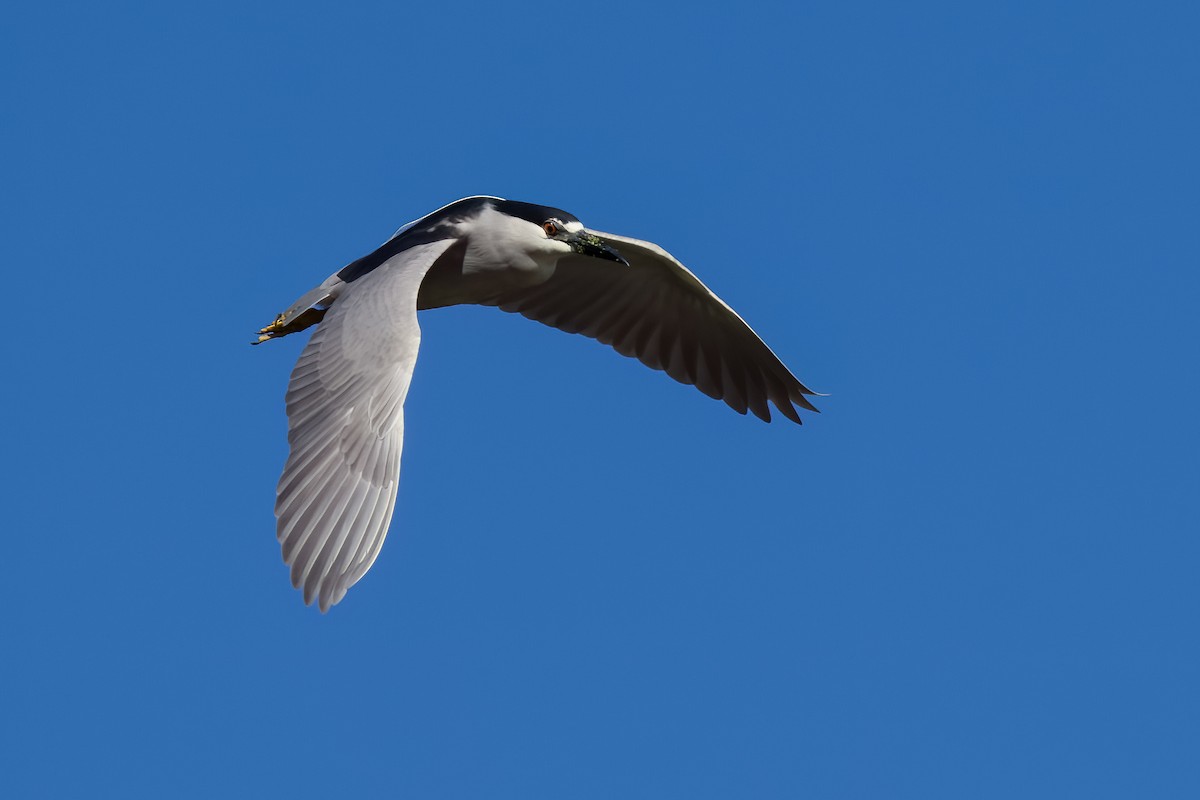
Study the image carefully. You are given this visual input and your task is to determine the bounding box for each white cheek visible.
[510,237,571,273]
[459,208,570,275]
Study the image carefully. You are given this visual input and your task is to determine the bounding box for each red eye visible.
[543,220,558,236]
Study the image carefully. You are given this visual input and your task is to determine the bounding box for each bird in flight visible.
[258,196,820,611]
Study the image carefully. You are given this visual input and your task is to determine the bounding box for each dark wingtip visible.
[792,391,821,413]
[775,400,803,425]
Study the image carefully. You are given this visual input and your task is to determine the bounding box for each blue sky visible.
[3,1,1197,797]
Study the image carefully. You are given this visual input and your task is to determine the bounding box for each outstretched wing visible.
[276,240,455,611]
[491,231,819,423]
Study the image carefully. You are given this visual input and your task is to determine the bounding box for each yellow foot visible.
[255,313,286,343]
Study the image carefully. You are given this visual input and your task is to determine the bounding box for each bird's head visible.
[468,199,629,269]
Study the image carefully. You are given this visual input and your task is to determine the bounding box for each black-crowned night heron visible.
[258,196,821,611]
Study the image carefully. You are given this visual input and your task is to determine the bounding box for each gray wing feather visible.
[492,231,819,423]
[276,240,455,611]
